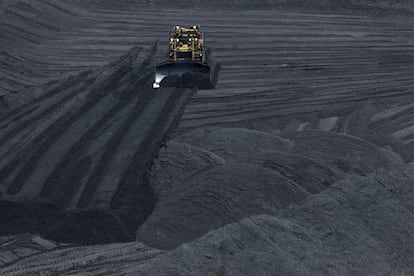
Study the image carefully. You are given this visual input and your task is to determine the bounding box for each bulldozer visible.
[153,25,217,89]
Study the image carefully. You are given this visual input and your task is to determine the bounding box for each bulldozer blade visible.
[153,62,214,89]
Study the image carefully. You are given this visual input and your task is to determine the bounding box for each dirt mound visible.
[139,128,400,251]
[1,0,414,273]
[137,162,309,249]
[149,141,225,199]
[283,130,400,176]
[2,164,414,275]
[138,128,401,251]
[175,127,293,161]
[128,165,414,276]
[242,150,342,194]
[0,44,195,244]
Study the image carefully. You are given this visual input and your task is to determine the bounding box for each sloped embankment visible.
[128,163,414,276]
[1,160,413,275]
[136,128,402,250]
[0,44,195,244]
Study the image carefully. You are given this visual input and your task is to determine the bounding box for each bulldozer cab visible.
[169,25,203,62]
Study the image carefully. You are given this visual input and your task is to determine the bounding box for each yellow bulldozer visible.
[153,25,217,89]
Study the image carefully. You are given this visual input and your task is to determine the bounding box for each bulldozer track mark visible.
[0,87,88,148]
[1,46,153,199]
[179,90,414,130]
[4,61,136,195]
[75,83,154,209]
[2,0,414,247]
[40,75,152,208]
[110,87,192,210]
[0,71,93,126]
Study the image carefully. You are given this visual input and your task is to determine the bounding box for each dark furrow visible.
[75,83,154,208]
[179,93,414,130]
[110,87,191,211]
[0,106,39,130]
[0,85,90,147]
[72,44,158,207]
[184,86,414,118]
[0,70,93,125]
[40,74,152,208]
[3,59,135,195]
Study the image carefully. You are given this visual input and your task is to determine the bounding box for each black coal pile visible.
[2,160,414,275]
[135,127,403,252]
[1,0,414,275]
[128,164,414,276]
[149,141,225,198]
[137,162,309,249]
[0,44,194,245]
[174,127,293,161]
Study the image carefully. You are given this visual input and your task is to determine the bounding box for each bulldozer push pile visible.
[153,25,219,89]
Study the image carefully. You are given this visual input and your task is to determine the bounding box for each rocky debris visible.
[283,130,401,176]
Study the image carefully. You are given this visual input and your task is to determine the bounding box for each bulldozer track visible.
[0,28,194,242]
[75,84,155,209]
[3,63,133,195]
[109,87,194,210]
[41,75,153,208]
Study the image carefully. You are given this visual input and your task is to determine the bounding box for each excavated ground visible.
[1,0,414,275]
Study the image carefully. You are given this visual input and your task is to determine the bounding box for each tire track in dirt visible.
[0,76,94,148]
[0,47,147,195]
[3,0,414,246]
[4,1,414,138]
[40,74,153,208]
[0,32,198,243]
[2,66,129,195]
[74,83,155,209]
[109,87,195,212]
